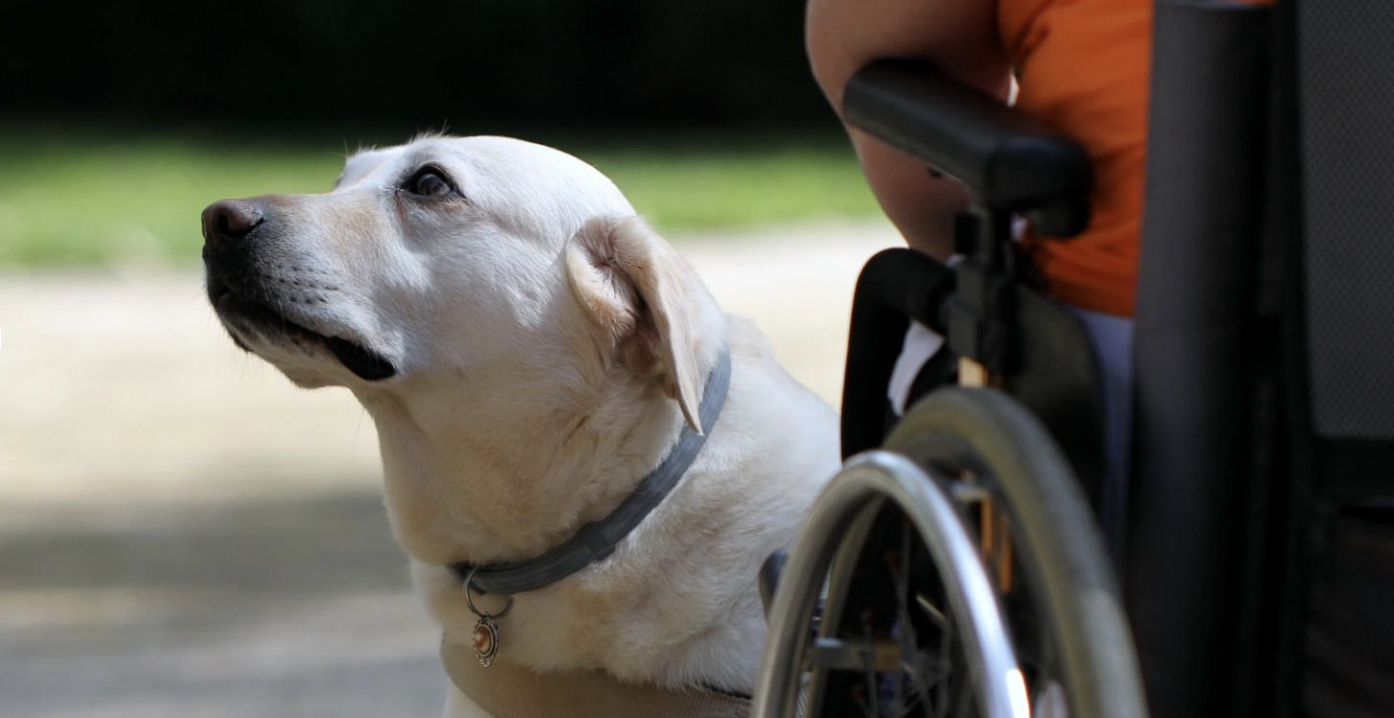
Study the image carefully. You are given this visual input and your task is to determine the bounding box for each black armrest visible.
[844,59,1093,237]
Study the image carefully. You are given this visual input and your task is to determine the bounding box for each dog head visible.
[202,135,722,430]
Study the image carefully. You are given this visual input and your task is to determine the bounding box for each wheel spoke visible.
[865,626,881,717]
[893,520,914,717]
[915,593,948,628]
[953,669,974,718]
[935,605,954,718]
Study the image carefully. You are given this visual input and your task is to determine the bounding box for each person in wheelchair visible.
[807,0,1253,534]
[752,1,1394,718]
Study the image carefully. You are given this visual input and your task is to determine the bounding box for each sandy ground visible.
[0,220,900,717]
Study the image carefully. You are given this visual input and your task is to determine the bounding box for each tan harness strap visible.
[441,637,752,718]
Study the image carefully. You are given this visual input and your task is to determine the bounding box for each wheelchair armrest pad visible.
[845,60,1093,236]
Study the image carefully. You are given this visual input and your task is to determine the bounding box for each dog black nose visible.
[202,199,265,249]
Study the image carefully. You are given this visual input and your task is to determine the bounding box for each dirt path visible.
[0,220,899,717]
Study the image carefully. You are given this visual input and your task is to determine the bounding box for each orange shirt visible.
[1000,0,1273,316]
[1000,0,1153,316]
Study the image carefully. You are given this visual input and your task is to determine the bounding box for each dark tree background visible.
[0,0,834,135]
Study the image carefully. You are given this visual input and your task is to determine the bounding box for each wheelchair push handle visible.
[844,59,1093,237]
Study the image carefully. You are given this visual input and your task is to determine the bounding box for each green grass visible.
[0,128,880,267]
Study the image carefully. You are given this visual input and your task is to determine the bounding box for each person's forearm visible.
[848,132,970,259]
[806,0,1011,259]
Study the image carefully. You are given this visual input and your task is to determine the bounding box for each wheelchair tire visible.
[886,388,1145,718]
[753,449,1028,718]
[752,387,1145,718]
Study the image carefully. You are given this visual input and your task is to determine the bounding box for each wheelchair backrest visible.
[1129,2,1394,716]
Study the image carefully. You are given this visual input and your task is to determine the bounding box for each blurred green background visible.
[0,128,877,267]
[0,0,883,268]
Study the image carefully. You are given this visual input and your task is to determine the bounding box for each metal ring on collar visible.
[464,565,514,619]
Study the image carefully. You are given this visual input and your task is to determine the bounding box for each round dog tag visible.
[473,615,501,667]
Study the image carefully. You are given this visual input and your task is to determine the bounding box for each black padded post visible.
[840,248,955,459]
[1126,2,1272,717]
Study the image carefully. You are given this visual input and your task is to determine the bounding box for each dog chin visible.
[221,321,392,389]
[279,365,339,389]
[213,295,398,383]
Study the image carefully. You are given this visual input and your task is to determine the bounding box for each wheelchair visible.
[752,2,1394,717]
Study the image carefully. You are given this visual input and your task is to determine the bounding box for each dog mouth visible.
[207,277,397,381]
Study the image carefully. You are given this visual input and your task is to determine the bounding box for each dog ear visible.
[565,216,706,432]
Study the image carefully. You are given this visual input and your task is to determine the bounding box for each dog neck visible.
[353,316,841,692]
[355,350,713,569]
[448,345,730,595]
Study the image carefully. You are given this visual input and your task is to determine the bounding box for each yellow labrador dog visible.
[202,135,838,716]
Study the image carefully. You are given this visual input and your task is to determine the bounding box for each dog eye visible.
[405,168,454,198]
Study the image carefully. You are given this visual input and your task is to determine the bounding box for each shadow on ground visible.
[0,482,445,718]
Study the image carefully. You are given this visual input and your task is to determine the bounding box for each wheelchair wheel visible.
[752,388,1145,718]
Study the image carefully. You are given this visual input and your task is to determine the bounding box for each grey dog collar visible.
[448,345,733,595]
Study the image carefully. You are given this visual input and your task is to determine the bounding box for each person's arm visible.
[806,0,1012,259]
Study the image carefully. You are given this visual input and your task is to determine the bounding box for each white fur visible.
[210,135,840,716]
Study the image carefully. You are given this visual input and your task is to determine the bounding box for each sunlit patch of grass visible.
[0,127,880,267]
[570,136,879,231]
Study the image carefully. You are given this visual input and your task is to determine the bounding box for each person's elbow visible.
[805,0,863,113]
